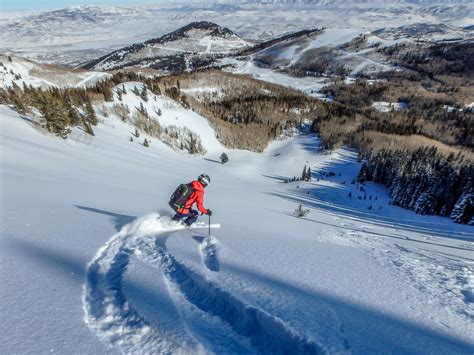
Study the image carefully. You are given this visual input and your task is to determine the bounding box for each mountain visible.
[240,27,391,77]
[80,22,250,72]
[2,2,473,67]
[232,21,472,78]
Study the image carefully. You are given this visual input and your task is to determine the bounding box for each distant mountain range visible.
[78,18,472,76]
[1,1,472,67]
[246,0,472,3]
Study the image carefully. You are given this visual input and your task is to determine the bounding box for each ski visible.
[189,223,220,229]
[174,223,220,230]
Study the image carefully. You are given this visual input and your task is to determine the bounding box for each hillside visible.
[0,54,111,89]
[1,104,473,353]
[81,22,251,72]
[2,47,472,222]
[232,24,472,78]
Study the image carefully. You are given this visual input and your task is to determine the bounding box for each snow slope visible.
[1,105,473,353]
[249,27,394,76]
[222,56,329,95]
[102,81,223,154]
[0,54,111,89]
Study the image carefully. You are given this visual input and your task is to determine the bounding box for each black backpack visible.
[169,183,194,212]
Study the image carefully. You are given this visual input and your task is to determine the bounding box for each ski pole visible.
[208,214,211,236]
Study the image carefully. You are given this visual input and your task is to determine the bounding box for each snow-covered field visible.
[222,57,330,95]
[372,101,408,112]
[1,103,473,353]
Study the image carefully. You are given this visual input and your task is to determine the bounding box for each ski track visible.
[83,214,330,353]
[199,236,220,272]
[82,214,192,353]
[147,242,325,354]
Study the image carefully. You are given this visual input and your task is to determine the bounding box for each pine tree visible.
[389,176,403,206]
[132,86,140,96]
[414,191,435,215]
[180,94,190,109]
[450,192,473,224]
[136,102,148,118]
[220,152,229,164]
[83,119,95,136]
[40,95,71,138]
[84,100,98,126]
[358,163,369,182]
[302,165,307,181]
[140,86,148,102]
[66,104,81,127]
[11,90,28,115]
[306,167,312,181]
[294,204,310,217]
[149,82,161,95]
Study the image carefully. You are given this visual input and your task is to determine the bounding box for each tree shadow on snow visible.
[296,133,323,154]
[267,208,473,255]
[204,158,222,164]
[4,236,473,353]
[261,174,288,182]
[4,237,88,282]
[265,149,474,242]
[222,260,474,354]
[3,236,176,323]
[265,189,474,243]
[74,205,136,231]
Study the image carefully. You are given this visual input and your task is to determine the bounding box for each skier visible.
[170,174,212,226]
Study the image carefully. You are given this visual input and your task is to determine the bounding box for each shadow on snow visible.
[5,205,473,353]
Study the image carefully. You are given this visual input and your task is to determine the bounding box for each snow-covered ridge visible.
[81,21,251,71]
[372,22,471,42]
[99,81,223,154]
[146,21,239,45]
[0,55,222,154]
[0,54,111,89]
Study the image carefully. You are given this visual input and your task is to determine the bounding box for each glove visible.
[207,210,213,216]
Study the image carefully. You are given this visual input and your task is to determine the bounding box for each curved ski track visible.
[199,235,220,272]
[83,214,332,353]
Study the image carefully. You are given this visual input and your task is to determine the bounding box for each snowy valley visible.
[1,1,474,354]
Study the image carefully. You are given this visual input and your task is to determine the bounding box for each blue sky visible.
[1,0,181,11]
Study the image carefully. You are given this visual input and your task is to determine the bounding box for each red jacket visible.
[177,180,208,214]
